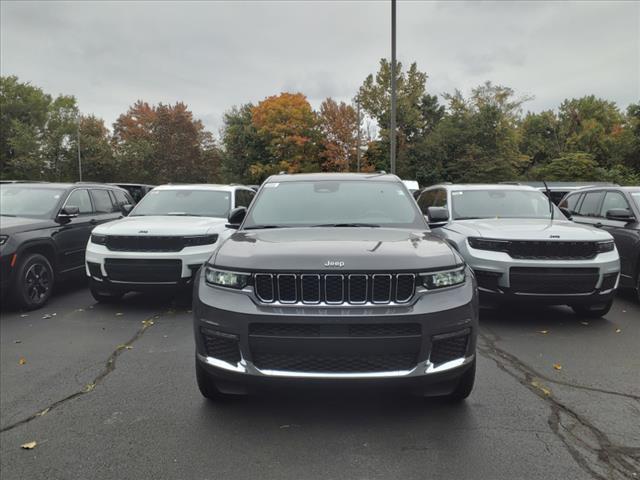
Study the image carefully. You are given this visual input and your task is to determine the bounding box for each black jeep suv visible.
[0,183,134,310]
[193,173,478,401]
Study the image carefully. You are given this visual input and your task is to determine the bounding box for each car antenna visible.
[542,180,554,221]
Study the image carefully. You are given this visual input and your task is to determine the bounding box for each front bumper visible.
[85,242,214,290]
[463,246,620,305]
[193,268,478,391]
[0,249,17,299]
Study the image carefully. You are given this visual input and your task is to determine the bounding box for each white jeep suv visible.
[85,184,255,302]
[416,184,620,318]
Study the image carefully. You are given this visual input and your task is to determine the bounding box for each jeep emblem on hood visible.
[324,260,345,268]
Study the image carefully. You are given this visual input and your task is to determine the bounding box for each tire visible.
[571,299,613,319]
[89,279,124,303]
[14,253,55,310]
[445,359,476,402]
[195,358,233,401]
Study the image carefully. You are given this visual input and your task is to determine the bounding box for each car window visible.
[0,185,66,218]
[450,189,561,220]
[91,189,116,213]
[112,189,131,207]
[65,189,93,214]
[559,193,581,213]
[433,189,447,208]
[600,191,631,216]
[577,191,604,217]
[130,189,231,217]
[417,190,437,213]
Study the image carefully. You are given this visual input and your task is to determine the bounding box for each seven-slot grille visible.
[253,273,416,305]
[106,235,184,252]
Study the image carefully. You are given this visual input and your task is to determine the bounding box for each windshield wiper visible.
[243,225,291,230]
[0,214,17,217]
[311,223,380,228]
[454,217,485,220]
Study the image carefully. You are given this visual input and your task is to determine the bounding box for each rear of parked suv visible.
[193,173,478,402]
[86,185,255,302]
[417,184,620,317]
[559,186,640,302]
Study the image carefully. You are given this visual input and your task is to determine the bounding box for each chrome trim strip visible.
[347,274,368,304]
[277,274,297,304]
[371,274,392,304]
[254,273,274,302]
[197,353,476,378]
[109,279,179,285]
[324,274,344,304]
[301,274,321,304]
[395,273,416,303]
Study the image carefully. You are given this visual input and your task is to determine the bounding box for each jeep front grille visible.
[253,272,416,305]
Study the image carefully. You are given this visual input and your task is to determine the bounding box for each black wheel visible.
[89,279,124,303]
[195,358,233,401]
[445,359,476,402]
[571,299,613,319]
[14,253,55,310]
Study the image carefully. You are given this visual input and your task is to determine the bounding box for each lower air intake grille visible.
[430,329,470,365]
[201,329,241,364]
[509,267,599,294]
[249,323,421,338]
[104,259,181,283]
[252,352,417,373]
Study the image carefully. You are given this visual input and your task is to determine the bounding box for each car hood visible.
[93,215,228,236]
[212,227,458,271]
[446,218,612,241]
[0,216,55,235]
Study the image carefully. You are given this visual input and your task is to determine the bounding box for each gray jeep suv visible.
[193,173,478,401]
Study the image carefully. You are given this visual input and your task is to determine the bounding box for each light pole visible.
[356,95,361,172]
[390,0,397,175]
[77,113,82,182]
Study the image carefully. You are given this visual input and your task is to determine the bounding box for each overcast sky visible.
[1,0,638,135]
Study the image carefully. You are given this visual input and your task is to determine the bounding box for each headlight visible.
[0,235,8,246]
[184,234,218,247]
[204,267,250,289]
[91,234,107,245]
[596,240,615,253]
[468,237,510,252]
[421,266,466,289]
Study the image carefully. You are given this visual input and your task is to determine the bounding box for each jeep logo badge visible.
[139,230,148,234]
[549,234,560,238]
[324,260,345,268]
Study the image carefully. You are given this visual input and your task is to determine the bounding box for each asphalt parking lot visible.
[1,280,638,480]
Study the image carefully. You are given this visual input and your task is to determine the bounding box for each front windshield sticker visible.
[264,183,279,188]
[452,191,463,196]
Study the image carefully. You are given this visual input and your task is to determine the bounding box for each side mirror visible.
[560,207,573,220]
[58,206,79,220]
[121,204,134,216]
[226,207,247,229]
[606,208,634,222]
[426,206,449,227]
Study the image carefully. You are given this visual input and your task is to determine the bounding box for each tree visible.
[529,153,600,181]
[358,60,443,178]
[75,115,118,182]
[519,111,561,167]
[250,92,320,180]
[220,104,270,182]
[317,98,358,171]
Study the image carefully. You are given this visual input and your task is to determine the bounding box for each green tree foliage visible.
[76,115,117,182]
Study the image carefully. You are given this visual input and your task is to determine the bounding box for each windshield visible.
[130,189,230,217]
[0,185,65,218]
[243,180,425,229]
[451,189,563,220]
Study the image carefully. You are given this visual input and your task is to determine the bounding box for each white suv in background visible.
[416,184,620,318]
[85,184,255,302]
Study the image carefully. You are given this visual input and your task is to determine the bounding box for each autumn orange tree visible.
[249,92,320,180]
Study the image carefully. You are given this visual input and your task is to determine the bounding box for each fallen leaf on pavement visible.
[538,330,549,334]
[615,329,621,333]
[84,383,95,392]
[18,357,26,365]
[21,441,37,449]
[20,314,28,318]
[37,408,49,417]
[142,319,154,326]
[14,340,21,344]
[42,314,53,319]
[125,345,132,350]
[553,363,562,371]
[115,313,123,316]
[580,321,589,326]
[531,380,551,396]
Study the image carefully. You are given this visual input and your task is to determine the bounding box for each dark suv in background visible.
[193,173,478,402]
[560,186,640,301]
[0,183,134,310]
